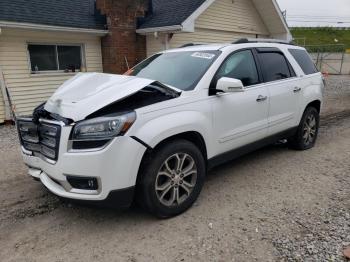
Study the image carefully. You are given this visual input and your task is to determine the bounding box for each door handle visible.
[293,87,302,93]
[256,95,268,102]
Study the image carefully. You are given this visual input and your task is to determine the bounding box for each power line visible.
[287,19,350,24]
[288,15,350,19]
[287,15,350,20]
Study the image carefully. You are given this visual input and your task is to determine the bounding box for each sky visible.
[277,0,350,27]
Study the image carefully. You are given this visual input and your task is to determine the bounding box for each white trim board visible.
[181,0,216,32]
[136,25,183,34]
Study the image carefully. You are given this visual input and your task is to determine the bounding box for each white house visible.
[0,0,290,123]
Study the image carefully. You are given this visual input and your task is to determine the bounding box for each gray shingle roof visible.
[0,0,106,30]
[139,0,206,29]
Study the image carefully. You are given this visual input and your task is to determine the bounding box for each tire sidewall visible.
[139,140,206,218]
[297,107,320,150]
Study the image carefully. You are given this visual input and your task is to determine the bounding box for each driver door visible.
[211,49,269,156]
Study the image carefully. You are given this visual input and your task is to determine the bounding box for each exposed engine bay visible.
[87,82,180,119]
[33,82,180,124]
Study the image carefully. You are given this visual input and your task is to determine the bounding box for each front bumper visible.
[21,124,147,205]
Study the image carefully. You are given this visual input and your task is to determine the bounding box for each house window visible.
[28,44,83,73]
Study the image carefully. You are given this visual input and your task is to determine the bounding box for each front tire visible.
[288,106,320,150]
[137,139,206,218]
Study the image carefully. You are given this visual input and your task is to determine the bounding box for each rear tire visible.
[288,107,320,150]
[137,139,206,218]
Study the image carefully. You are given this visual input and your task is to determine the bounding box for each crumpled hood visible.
[44,73,155,121]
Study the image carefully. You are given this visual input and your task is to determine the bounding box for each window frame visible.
[255,48,297,84]
[27,43,85,74]
[209,48,263,95]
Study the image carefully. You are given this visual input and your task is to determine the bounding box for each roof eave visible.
[136,0,215,34]
[271,0,292,40]
[136,0,291,40]
[0,21,109,35]
[136,25,183,34]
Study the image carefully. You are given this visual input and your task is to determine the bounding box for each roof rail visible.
[233,38,295,45]
[179,43,207,48]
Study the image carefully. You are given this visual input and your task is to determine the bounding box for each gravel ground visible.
[0,76,349,262]
[322,75,350,116]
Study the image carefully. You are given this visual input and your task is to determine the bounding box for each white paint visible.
[181,0,217,32]
[22,42,323,202]
[44,73,156,121]
[136,25,182,34]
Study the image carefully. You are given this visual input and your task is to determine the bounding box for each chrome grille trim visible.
[39,118,66,127]
[17,118,64,163]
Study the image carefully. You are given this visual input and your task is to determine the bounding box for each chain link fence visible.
[304,44,348,75]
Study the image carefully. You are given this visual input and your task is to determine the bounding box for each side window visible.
[289,49,318,75]
[258,52,292,82]
[216,50,259,87]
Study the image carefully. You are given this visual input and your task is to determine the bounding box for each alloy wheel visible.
[303,114,317,145]
[155,153,198,207]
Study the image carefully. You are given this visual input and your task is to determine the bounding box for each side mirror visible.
[216,77,245,93]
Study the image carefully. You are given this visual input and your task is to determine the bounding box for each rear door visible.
[256,48,301,135]
[288,48,323,119]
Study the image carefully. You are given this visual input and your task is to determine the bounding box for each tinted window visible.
[289,49,318,75]
[28,44,82,73]
[258,52,292,82]
[217,50,259,87]
[28,45,57,71]
[57,46,81,71]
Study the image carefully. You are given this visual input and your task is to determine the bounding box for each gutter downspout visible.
[164,34,170,50]
[0,28,11,121]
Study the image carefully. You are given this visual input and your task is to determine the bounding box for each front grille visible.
[17,118,62,162]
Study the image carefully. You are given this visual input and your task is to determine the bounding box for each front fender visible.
[131,111,212,156]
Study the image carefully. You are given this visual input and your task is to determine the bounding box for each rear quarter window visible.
[289,49,318,75]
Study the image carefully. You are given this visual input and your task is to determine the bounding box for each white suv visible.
[17,39,324,218]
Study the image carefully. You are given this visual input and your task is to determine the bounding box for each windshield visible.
[129,50,221,91]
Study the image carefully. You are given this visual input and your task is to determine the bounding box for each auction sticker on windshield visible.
[191,52,216,60]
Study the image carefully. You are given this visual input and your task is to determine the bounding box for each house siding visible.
[146,34,167,57]
[169,28,266,49]
[195,0,269,35]
[0,28,103,120]
[146,0,270,56]
[252,0,287,38]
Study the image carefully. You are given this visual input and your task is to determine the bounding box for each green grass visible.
[291,28,350,52]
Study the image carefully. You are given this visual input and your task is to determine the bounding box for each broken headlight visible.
[71,112,136,148]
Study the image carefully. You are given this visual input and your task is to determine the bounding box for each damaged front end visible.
[17,74,180,159]
[43,73,181,122]
[87,81,180,119]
